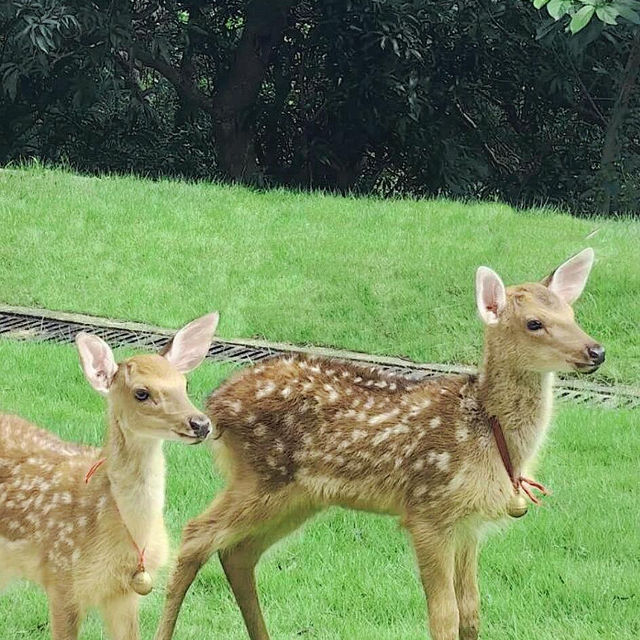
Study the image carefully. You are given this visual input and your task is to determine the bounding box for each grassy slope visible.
[0,167,638,385]
[0,340,637,640]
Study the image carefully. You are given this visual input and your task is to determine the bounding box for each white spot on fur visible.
[372,423,409,445]
[456,425,469,442]
[430,416,442,429]
[413,484,428,498]
[228,399,243,413]
[428,451,451,472]
[368,408,401,426]
[281,386,292,398]
[254,424,267,436]
[256,381,276,399]
[413,458,425,471]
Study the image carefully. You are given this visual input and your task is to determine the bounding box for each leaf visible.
[534,0,550,8]
[570,5,596,33]
[546,0,570,19]
[596,5,619,24]
[616,5,640,23]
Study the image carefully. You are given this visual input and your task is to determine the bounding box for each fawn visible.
[0,312,219,640]
[155,249,604,640]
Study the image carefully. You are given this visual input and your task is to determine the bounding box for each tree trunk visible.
[598,30,640,215]
[212,0,294,183]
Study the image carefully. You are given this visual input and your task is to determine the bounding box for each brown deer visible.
[0,312,219,640]
[155,249,604,640]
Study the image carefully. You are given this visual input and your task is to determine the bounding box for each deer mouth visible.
[572,362,600,374]
[172,430,208,444]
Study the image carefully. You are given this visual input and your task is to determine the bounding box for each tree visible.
[1,0,639,215]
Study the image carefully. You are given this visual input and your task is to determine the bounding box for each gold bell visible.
[131,569,153,596]
[507,493,528,518]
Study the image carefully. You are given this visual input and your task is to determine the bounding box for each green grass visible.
[0,166,639,385]
[0,340,638,639]
[0,167,638,638]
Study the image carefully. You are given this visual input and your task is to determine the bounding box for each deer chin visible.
[170,429,208,444]
[571,361,600,374]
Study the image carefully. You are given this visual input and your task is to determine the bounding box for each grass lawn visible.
[0,340,637,640]
[0,166,639,386]
[0,167,638,639]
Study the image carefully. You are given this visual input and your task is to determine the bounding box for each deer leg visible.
[454,533,480,640]
[47,587,80,640]
[99,594,140,640]
[154,488,297,640]
[219,508,318,640]
[408,522,459,640]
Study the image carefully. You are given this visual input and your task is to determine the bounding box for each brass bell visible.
[507,493,528,518]
[131,569,153,596]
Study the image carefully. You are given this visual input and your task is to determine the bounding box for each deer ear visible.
[476,266,506,326]
[160,312,219,374]
[76,333,118,395]
[542,248,594,305]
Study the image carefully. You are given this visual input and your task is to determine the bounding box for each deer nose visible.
[586,344,605,366]
[188,415,212,439]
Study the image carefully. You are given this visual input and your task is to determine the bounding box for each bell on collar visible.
[131,569,153,596]
[507,492,528,518]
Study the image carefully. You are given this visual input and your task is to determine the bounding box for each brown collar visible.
[489,415,550,505]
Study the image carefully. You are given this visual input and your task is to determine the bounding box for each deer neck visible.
[478,344,554,473]
[101,408,166,545]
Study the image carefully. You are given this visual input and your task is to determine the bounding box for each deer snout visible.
[188,414,212,440]
[586,343,605,366]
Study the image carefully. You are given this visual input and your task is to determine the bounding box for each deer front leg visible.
[154,505,225,640]
[219,538,270,640]
[100,594,140,640]
[47,587,80,640]
[219,507,317,640]
[454,534,480,640]
[154,489,286,640]
[409,523,459,640]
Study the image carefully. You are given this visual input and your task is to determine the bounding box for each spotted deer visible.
[155,249,604,640]
[0,312,219,640]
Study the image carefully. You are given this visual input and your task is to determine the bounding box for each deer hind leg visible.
[408,522,459,640]
[154,487,303,640]
[219,507,318,640]
[454,532,480,640]
[100,594,140,640]
[47,586,80,640]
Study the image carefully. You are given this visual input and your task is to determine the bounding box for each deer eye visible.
[527,319,544,332]
[134,388,150,402]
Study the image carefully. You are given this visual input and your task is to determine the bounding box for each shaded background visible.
[1,0,640,217]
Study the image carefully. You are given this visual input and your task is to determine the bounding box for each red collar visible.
[489,415,550,505]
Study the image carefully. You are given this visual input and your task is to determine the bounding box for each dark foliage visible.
[1,0,639,216]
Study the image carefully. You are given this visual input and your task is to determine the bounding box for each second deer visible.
[155,249,604,640]
[0,312,218,639]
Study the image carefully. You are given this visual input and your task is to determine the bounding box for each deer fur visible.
[155,249,603,640]
[0,312,218,640]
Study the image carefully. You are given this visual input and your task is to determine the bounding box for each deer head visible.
[476,248,604,374]
[76,313,219,443]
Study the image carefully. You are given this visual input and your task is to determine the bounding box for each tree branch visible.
[131,44,214,114]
